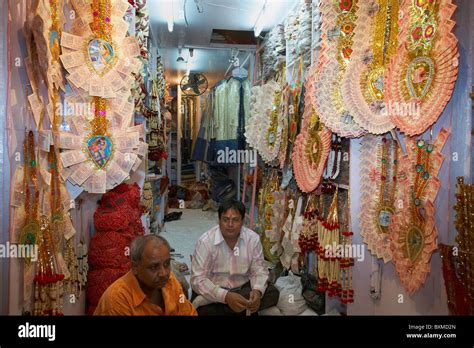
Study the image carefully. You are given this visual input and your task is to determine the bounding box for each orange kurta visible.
[94,271,197,316]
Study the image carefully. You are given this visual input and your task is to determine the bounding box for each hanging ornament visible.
[292,66,332,193]
[277,85,290,169]
[312,0,366,138]
[317,190,341,296]
[453,177,474,313]
[339,191,354,304]
[19,131,40,265]
[298,195,319,256]
[342,0,399,134]
[384,0,459,136]
[57,0,145,193]
[389,128,449,294]
[257,170,281,264]
[360,135,400,262]
[33,216,65,316]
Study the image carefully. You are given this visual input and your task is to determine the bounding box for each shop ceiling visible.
[149,0,296,87]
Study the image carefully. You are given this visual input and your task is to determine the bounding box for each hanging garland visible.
[359,135,400,262]
[453,177,474,313]
[389,128,449,294]
[342,0,399,134]
[19,131,40,265]
[384,0,459,136]
[57,0,145,193]
[312,0,366,138]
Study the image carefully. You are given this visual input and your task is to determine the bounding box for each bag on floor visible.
[274,271,308,315]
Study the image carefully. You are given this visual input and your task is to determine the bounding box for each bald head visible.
[130,234,171,263]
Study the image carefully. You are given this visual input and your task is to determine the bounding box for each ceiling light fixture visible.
[177,48,185,62]
[254,0,267,37]
[166,1,174,32]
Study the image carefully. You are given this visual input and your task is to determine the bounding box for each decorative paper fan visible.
[312,0,366,138]
[342,0,399,134]
[31,0,67,93]
[292,72,331,193]
[384,0,459,136]
[245,80,282,164]
[56,0,146,193]
[359,135,400,262]
[389,128,450,294]
[59,0,140,100]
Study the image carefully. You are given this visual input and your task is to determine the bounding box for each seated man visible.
[191,200,279,315]
[94,235,197,316]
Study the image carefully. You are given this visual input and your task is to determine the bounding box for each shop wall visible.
[349,0,473,315]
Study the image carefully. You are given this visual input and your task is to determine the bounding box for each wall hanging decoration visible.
[277,85,290,169]
[389,128,449,294]
[264,189,287,259]
[360,135,400,262]
[317,190,341,296]
[342,0,399,134]
[312,0,366,138]
[33,215,65,316]
[280,196,303,274]
[453,177,474,313]
[384,0,459,136]
[19,131,40,263]
[440,243,472,315]
[259,70,286,165]
[338,193,354,303]
[298,194,319,256]
[256,170,281,264]
[130,0,150,113]
[245,79,281,163]
[292,66,332,193]
[57,0,145,193]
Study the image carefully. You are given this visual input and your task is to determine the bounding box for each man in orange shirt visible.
[94,235,197,316]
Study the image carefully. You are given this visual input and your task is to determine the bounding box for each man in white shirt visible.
[191,200,279,315]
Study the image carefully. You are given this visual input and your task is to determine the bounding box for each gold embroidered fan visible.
[389,128,449,294]
[384,0,459,136]
[292,65,331,193]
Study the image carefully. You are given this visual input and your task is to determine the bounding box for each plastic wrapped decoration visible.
[285,1,312,68]
[384,0,459,136]
[261,24,286,79]
[342,0,399,134]
[312,0,366,138]
[389,128,449,294]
